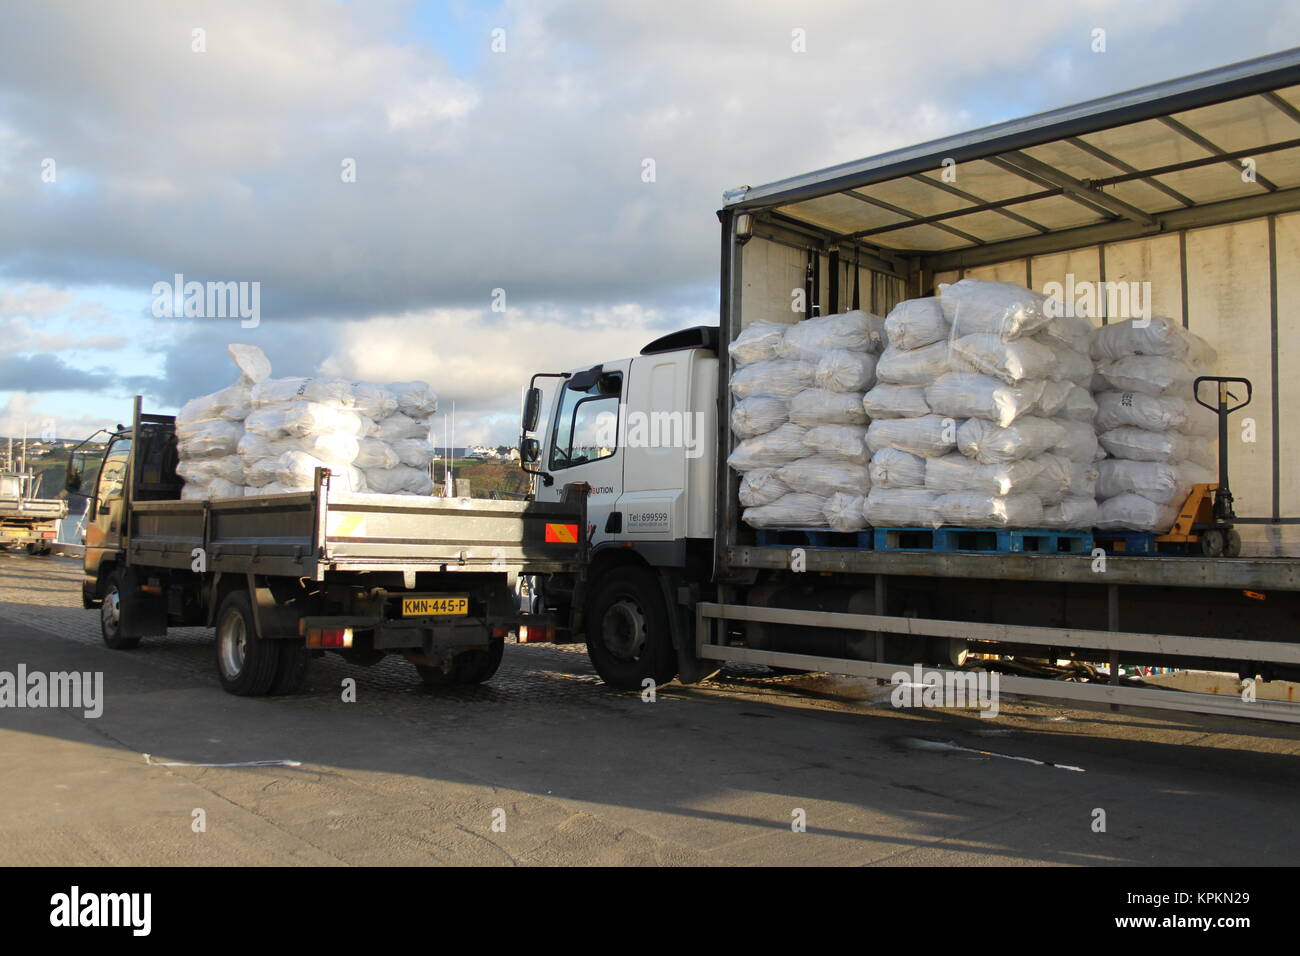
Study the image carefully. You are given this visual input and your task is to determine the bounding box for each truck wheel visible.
[100,574,141,650]
[214,591,279,696]
[585,567,677,691]
[450,638,505,684]
[270,641,312,695]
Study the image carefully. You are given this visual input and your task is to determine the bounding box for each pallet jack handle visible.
[1192,376,1252,523]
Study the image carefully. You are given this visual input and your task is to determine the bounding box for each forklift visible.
[1155,376,1252,557]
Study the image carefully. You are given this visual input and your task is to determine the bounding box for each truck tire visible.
[214,590,280,696]
[270,641,312,695]
[100,573,141,650]
[450,637,505,684]
[585,567,677,691]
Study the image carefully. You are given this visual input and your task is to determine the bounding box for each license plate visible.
[401,596,469,617]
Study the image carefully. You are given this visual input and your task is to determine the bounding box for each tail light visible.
[41,531,56,539]
[304,627,353,649]
[517,622,554,644]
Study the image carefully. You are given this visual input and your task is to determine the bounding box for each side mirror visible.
[521,437,540,463]
[522,387,542,433]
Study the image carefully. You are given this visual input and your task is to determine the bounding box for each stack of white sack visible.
[174,344,440,499]
[1089,317,1218,530]
[864,279,1101,529]
[175,344,270,500]
[728,310,885,531]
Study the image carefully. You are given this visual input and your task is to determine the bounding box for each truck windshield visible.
[549,373,622,470]
[97,438,133,505]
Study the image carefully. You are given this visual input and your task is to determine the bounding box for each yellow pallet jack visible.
[1155,376,1252,557]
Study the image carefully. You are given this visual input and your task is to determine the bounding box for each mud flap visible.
[119,567,168,638]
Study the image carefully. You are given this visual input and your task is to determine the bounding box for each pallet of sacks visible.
[1089,317,1218,531]
[174,344,440,499]
[727,309,885,533]
[862,278,1101,531]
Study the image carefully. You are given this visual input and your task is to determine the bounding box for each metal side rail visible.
[695,602,1300,725]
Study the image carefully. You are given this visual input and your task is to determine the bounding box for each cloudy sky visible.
[2,0,1297,444]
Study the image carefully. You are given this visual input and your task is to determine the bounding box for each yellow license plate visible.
[401,596,469,617]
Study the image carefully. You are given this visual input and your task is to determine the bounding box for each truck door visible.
[84,436,132,585]
[540,360,629,543]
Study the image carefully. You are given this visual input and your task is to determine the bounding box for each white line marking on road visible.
[144,754,302,768]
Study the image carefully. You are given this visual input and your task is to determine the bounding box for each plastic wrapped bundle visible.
[176,418,243,459]
[938,278,1052,340]
[181,477,243,500]
[251,377,355,408]
[862,383,931,419]
[1089,316,1217,367]
[727,423,809,471]
[738,468,790,507]
[803,424,869,463]
[1057,384,1099,423]
[1094,390,1215,436]
[247,450,366,493]
[1096,492,1178,531]
[823,493,868,532]
[935,492,1044,529]
[777,310,884,360]
[245,402,369,441]
[1040,340,1094,387]
[956,417,1064,464]
[742,492,829,529]
[883,297,948,350]
[1036,314,1093,354]
[730,359,816,400]
[1042,496,1099,530]
[1026,453,1097,505]
[1096,459,1212,506]
[876,341,958,385]
[789,388,869,426]
[731,396,789,439]
[924,373,1045,427]
[355,437,400,470]
[867,415,957,459]
[391,438,436,468]
[814,349,877,392]
[777,456,871,497]
[869,448,927,489]
[177,382,252,427]
[729,321,788,366]
[865,488,942,527]
[1096,355,1196,396]
[924,454,1043,496]
[390,381,440,418]
[1098,426,1215,469]
[373,413,429,442]
[177,457,244,486]
[350,383,399,420]
[1051,419,1101,464]
[951,333,1055,385]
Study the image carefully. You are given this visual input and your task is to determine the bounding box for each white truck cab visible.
[520,326,720,688]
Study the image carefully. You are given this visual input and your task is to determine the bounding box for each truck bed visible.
[127,488,586,578]
[0,497,67,521]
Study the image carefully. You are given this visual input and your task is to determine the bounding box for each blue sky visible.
[2,0,1298,444]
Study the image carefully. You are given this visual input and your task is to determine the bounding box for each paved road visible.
[2,551,1299,866]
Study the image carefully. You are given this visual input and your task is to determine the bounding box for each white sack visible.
[729,321,788,366]
[738,468,791,508]
[1089,316,1217,367]
[803,424,869,463]
[727,423,809,471]
[1041,496,1099,530]
[778,456,871,497]
[390,381,440,418]
[777,310,884,360]
[814,349,877,392]
[1096,355,1196,396]
[1051,419,1101,463]
[824,493,868,532]
[177,382,252,426]
[354,438,399,471]
[935,492,1044,528]
[245,402,368,440]
[877,340,956,385]
[951,333,1056,385]
[228,343,272,384]
[1058,383,1099,423]
[390,438,435,469]
[957,416,1064,464]
[938,278,1052,340]
[1098,426,1214,468]
[730,358,816,400]
[742,492,828,528]
[864,488,941,527]
[1096,492,1178,532]
[363,465,434,496]
[867,415,957,459]
[789,388,869,426]
[1096,459,1211,505]
[374,412,431,442]
[924,373,1045,427]
[731,396,789,439]
[177,456,244,486]
[884,297,949,350]
[924,454,1043,496]
[251,377,356,408]
[862,383,931,419]
[869,447,927,489]
[350,383,399,420]
[176,419,243,458]
[1094,390,1215,436]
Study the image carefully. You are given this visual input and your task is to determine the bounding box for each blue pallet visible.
[755,527,873,549]
[873,526,1094,554]
[1092,531,1159,554]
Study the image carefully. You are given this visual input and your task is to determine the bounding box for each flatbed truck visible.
[0,470,67,555]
